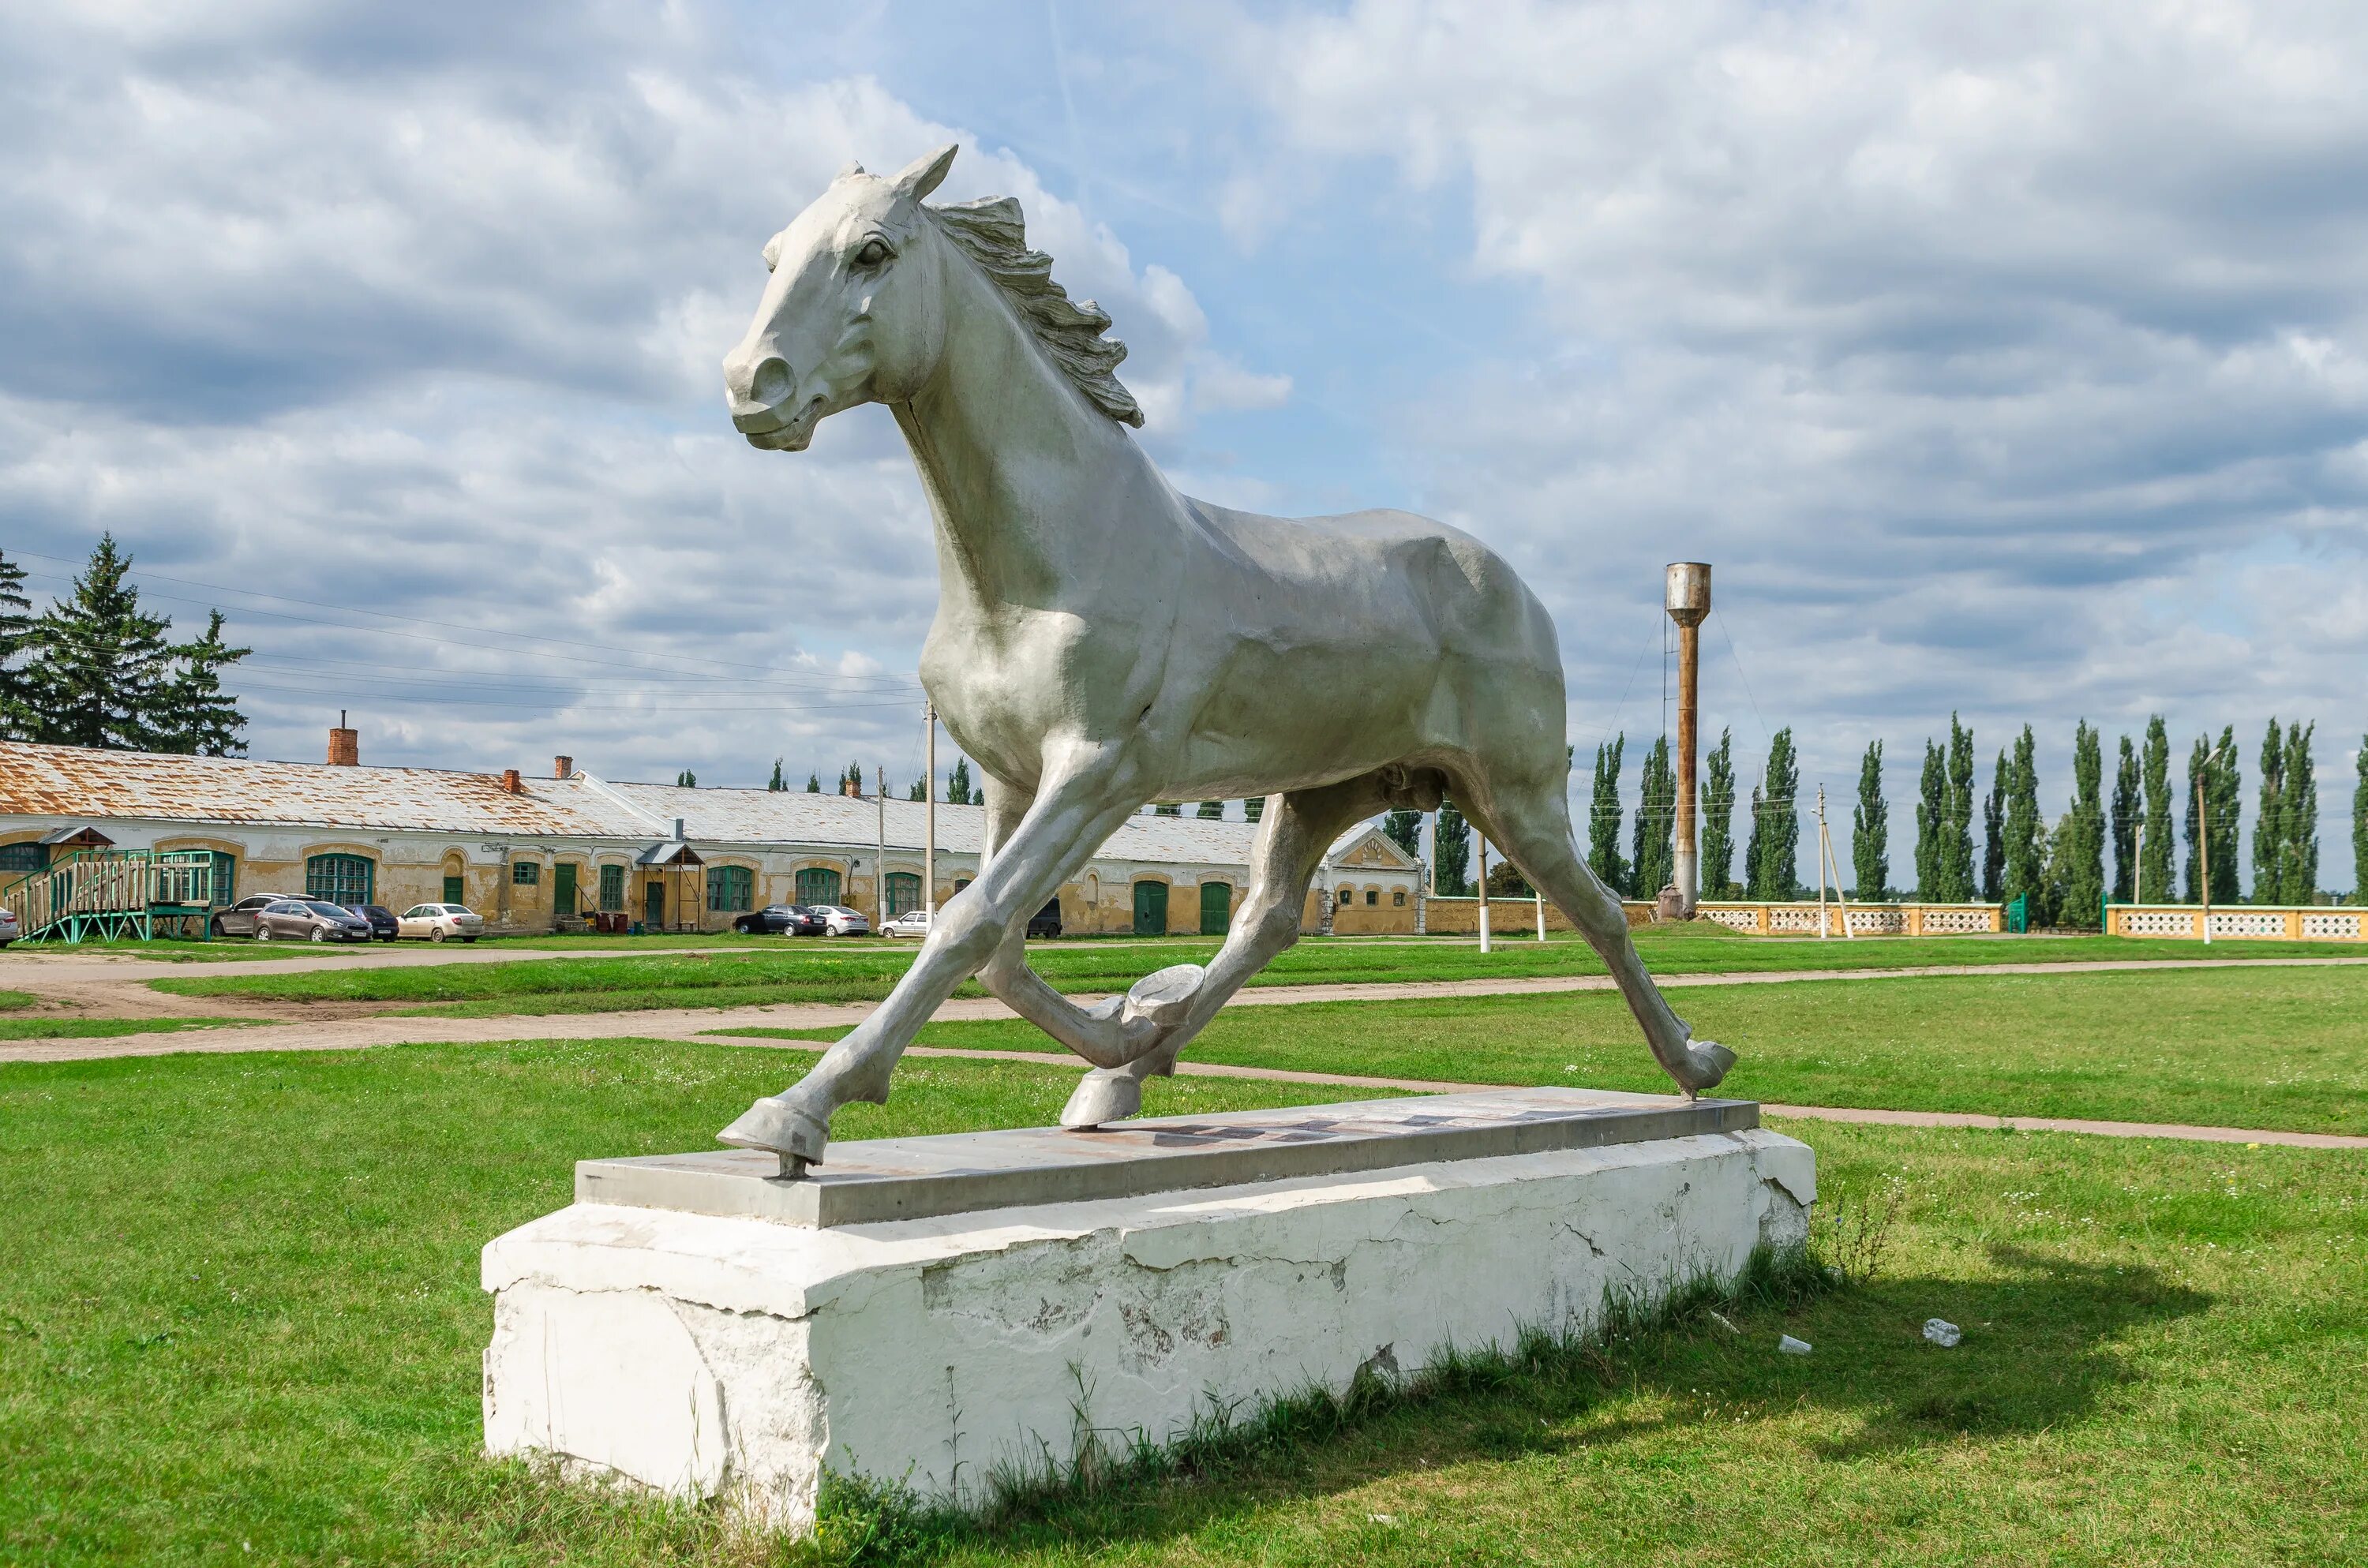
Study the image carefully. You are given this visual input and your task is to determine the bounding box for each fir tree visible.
[1196,799,1224,819]
[2109,735,2140,903]
[1699,728,1737,897]
[805,772,822,793]
[2279,722,2317,905]
[2003,724,2045,921]
[21,534,174,750]
[1981,750,2006,902]
[1630,735,1675,896]
[2253,717,2287,904]
[1242,796,1265,823]
[1382,808,1422,861]
[2059,720,2106,930]
[1851,739,1887,899]
[2141,717,2173,904]
[947,758,974,806]
[155,610,250,757]
[1942,713,1976,901]
[1434,802,1471,896]
[0,547,33,740]
[1747,728,1799,899]
[1587,735,1628,895]
[1913,738,1945,898]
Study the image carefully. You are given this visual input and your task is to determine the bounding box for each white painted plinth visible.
[483,1127,1813,1532]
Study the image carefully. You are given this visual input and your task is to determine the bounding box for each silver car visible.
[397,904,485,943]
[255,899,376,943]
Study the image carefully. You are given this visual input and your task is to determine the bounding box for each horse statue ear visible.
[835,160,867,181]
[891,143,959,200]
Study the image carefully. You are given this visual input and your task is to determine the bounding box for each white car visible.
[0,907,17,947]
[811,904,872,936]
[396,903,485,942]
[881,909,931,939]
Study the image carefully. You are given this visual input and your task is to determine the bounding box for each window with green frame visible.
[707,865,755,911]
[0,841,47,875]
[598,864,626,911]
[209,851,236,906]
[795,866,841,907]
[512,860,539,885]
[885,871,921,918]
[305,853,373,904]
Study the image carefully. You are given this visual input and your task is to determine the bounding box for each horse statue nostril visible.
[750,356,795,408]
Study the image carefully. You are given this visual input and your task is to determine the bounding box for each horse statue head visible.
[722,144,1142,451]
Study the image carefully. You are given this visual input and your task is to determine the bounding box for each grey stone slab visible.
[577,1088,1760,1228]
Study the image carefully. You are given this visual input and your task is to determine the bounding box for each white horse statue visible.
[718,145,1733,1171]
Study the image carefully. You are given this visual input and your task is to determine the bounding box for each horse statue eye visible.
[854,238,893,268]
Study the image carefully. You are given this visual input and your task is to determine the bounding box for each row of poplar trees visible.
[0,539,251,756]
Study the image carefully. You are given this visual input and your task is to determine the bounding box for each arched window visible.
[707,865,754,911]
[885,872,921,918]
[796,866,842,907]
[305,853,373,904]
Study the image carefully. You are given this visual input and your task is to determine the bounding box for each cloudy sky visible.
[5,2,2364,887]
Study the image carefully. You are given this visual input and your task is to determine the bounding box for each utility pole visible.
[876,765,887,924]
[1665,563,1710,915]
[1815,784,1854,940]
[924,702,937,926]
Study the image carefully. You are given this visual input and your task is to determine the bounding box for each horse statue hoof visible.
[718,1093,831,1164]
[1684,1038,1737,1091]
[1121,964,1205,1030]
[1059,1065,1145,1129]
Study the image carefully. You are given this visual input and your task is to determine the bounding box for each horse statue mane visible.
[927,196,1145,428]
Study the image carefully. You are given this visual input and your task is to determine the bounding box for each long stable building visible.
[0,736,1422,938]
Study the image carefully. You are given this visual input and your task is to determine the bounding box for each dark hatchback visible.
[343,904,400,941]
[733,904,826,937]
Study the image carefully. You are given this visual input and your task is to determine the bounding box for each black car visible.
[1025,897,1063,939]
[733,904,826,937]
[343,904,400,941]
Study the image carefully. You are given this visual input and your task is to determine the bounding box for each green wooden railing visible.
[0,848,219,943]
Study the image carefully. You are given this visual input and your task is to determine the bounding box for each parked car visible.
[1026,897,1064,939]
[212,893,298,938]
[255,899,376,943]
[396,903,484,942]
[733,904,825,937]
[343,903,400,941]
[0,907,17,947]
[882,908,931,939]
[810,904,871,936]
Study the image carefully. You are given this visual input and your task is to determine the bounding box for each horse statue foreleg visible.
[1062,773,1388,1127]
[718,758,1150,1169]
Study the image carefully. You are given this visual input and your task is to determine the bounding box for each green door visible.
[553,863,577,917]
[443,874,464,906]
[1200,881,1231,935]
[645,880,665,928]
[1132,880,1167,936]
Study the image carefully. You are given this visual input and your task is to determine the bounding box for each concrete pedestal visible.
[482,1089,1813,1532]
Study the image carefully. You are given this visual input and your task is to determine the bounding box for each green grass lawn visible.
[0,1015,251,1042]
[2,1039,2359,1565]
[727,964,2368,1136]
[0,991,32,1011]
[143,924,2368,1017]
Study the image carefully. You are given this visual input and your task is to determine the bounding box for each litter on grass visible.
[1778,1334,1813,1356]
[1923,1318,1963,1347]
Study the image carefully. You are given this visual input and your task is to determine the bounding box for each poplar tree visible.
[155,610,250,757]
[1434,801,1471,896]
[1700,728,1737,897]
[2184,728,2241,904]
[947,758,974,805]
[676,769,698,788]
[1913,739,1945,898]
[1587,735,1628,895]
[1982,751,2006,901]
[1242,795,1265,823]
[21,534,174,750]
[806,772,822,793]
[2003,724,2045,921]
[1152,802,1181,817]
[1942,714,1977,902]
[1746,728,1799,899]
[907,779,927,801]
[1382,808,1422,861]
[768,758,786,791]
[2355,737,2368,906]
[1630,735,1675,896]
[2109,735,2140,902]
[2253,718,2287,904]
[2141,717,2173,904]
[2278,722,2317,905]
[2059,720,2106,930]
[1852,739,1887,898]
[1196,799,1224,819]
[0,548,33,740]
[842,761,864,795]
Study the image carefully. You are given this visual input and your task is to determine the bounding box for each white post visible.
[923,702,937,926]
[1476,834,1493,953]
[1534,883,1546,941]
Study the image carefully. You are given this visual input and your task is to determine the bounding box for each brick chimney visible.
[328,711,358,766]
[841,776,862,799]
[553,755,573,779]
[500,768,523,793]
